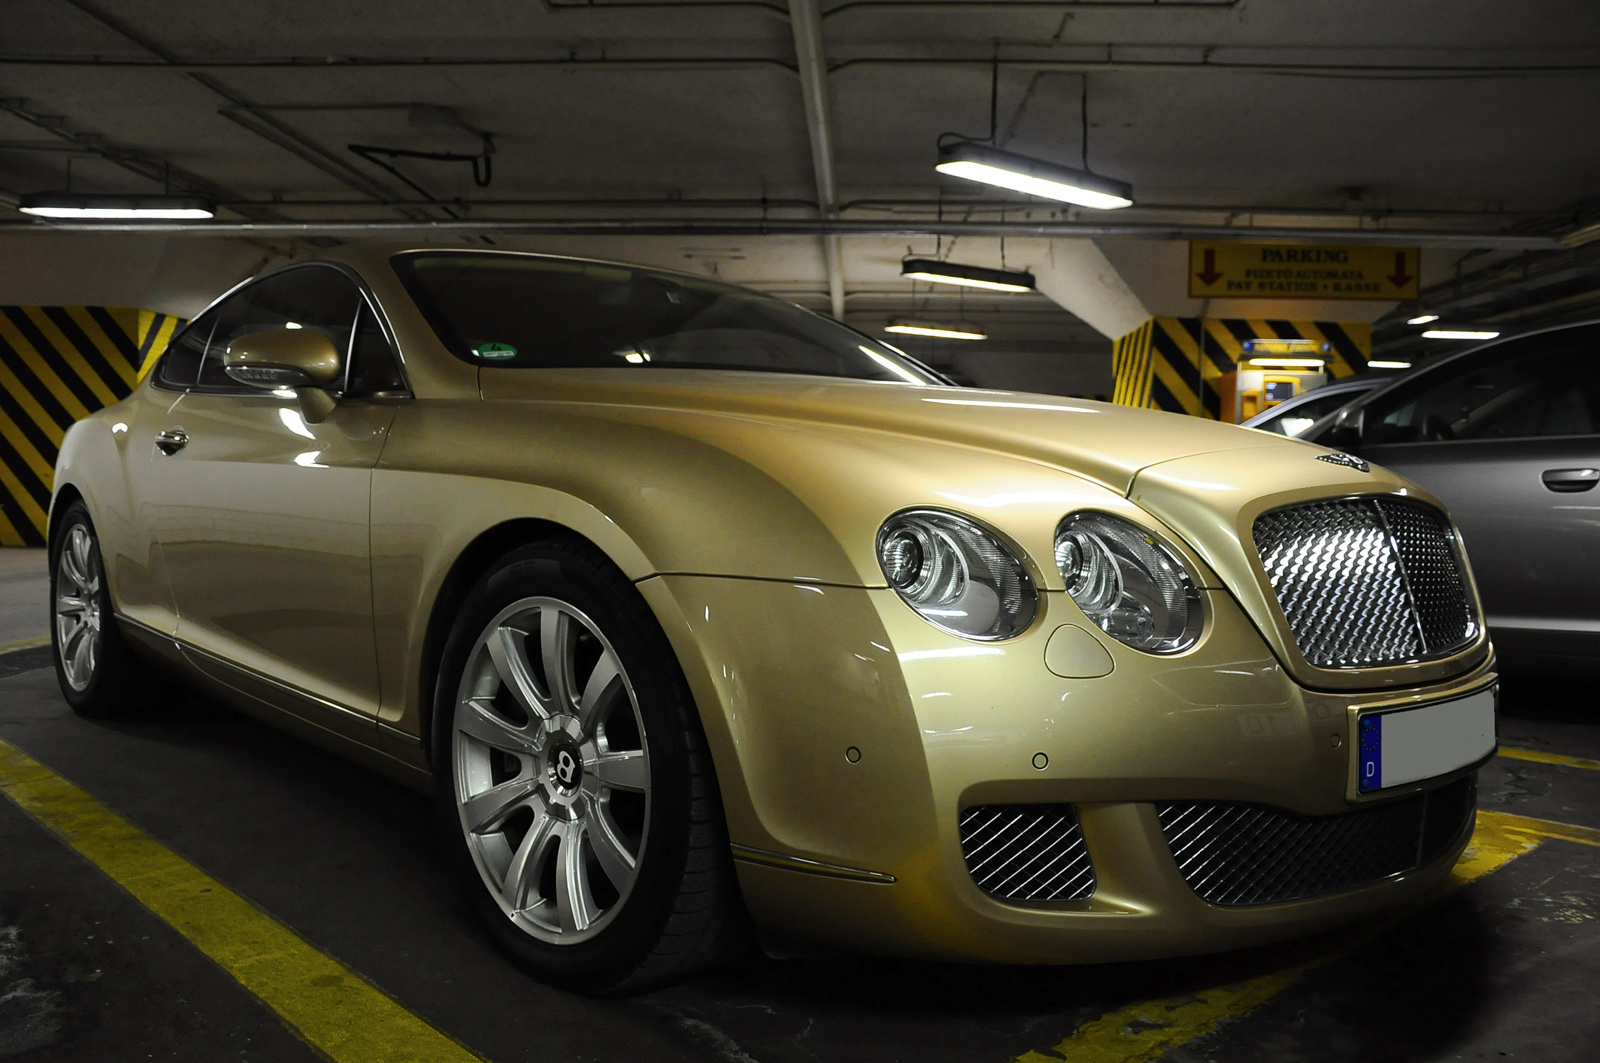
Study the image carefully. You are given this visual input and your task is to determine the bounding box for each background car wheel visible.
[49,500,152,718]
[432,536,746,993]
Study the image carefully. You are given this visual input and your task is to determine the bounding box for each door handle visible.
[1541,467,1599,492]
[154,428,189,455]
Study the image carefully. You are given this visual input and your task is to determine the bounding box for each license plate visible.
[1357,686,1497,794]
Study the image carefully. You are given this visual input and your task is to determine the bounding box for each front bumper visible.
[641,574,1494,964]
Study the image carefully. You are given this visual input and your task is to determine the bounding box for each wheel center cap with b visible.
[548,742,583,793]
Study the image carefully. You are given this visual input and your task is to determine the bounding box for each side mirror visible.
[224,328,342,423]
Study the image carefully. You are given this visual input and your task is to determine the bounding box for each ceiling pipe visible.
[3,54,1594,79]
[0,217,1563,249]
[0,54,802,72]
[788,0,846,319]
[177,192,1563,225]
[829,56,1600,79]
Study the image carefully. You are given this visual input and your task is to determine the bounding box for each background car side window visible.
[343,301,407,395]
[1364,326,1600,444]
[195,266,362,393]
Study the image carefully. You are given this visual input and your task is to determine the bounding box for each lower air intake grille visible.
[1156,776,1475,906]
[959,804,1095,902]
[1252,496,1477,668]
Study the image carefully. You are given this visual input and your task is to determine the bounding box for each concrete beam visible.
[1029,239,1151,340]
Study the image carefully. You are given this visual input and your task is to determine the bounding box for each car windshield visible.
[392,251,933,384]
[1255,385,1371,437]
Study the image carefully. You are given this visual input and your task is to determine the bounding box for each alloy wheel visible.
[55,524,103,692]
[452,596,651,944]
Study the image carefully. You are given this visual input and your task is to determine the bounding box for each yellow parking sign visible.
[1188,242,1420,300]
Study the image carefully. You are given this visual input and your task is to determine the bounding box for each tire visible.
[431,536,746,993]
[49,500,150,718]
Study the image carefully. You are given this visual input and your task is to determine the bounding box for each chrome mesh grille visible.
[1252,497,1476,668]
[958,804,1095,902]
[1382,501,1475,650]
[1157,776,1475,907]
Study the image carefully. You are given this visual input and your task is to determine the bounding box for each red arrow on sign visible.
[1386,252,1414,288]
[1195,248,1223,285]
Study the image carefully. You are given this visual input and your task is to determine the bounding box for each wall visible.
[0,234,281,319]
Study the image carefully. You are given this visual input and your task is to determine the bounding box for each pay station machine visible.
[1216,340,1330,424]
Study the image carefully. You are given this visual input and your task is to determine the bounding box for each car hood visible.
[479,368,1272,495]
[469,367,1488,689]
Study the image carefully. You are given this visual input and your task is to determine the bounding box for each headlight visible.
[877,510,1037,640]
[1054,512,1202,654]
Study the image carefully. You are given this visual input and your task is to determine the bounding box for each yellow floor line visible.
[0,635,51,655]
[1013,808,1595,1063]
[1499,746,1600,772]
[0,737,486,1063]
[1480,808,1600,849]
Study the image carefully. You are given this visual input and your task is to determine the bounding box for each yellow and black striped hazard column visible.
[0,307,182,547]
[1111,319,1155,408]
[1112,317,1371,419]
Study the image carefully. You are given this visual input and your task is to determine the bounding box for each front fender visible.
[51,390,177,633]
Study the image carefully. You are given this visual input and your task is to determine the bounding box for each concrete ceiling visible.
[1,0,1597,390]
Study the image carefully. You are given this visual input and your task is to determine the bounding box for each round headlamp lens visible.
[1054,527,1121,613]
[877,510,1036,640]
[1054,512,1202,654]
[880,529,925,589]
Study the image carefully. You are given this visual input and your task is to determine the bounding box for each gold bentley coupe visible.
[51,247,1498,992]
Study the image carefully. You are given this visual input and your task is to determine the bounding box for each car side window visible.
[1364,326,1600,445]
[154,307,222,390]
[343,301,407,395]
[195,266,363,393]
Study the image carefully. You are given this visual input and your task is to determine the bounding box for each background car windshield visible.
[1256,388,1366,437]
[393,252,932,383]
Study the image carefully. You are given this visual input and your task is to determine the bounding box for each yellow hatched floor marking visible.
[1499,746,1600,772]
[0,737,486,1063]
[1013,809,1595,1063]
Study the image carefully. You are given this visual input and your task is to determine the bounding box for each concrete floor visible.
[1,651,1597,1061]
[0,549,47,648]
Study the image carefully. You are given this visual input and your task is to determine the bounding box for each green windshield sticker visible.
[474,342,518,360]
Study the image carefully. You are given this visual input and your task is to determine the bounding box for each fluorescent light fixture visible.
[284,321,303,330]
[1367,360,1412,370]
[18,192,215,220]
[1406,314,1439,325]
[1421,329,1499,340]
[935,142,1133,210]
[1242,338,1329,356]
[900,258,1036,293]
[1246,357,1327,369]
[884,320,987,341]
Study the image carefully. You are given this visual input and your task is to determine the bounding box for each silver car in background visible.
[1306,321,1600,673]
